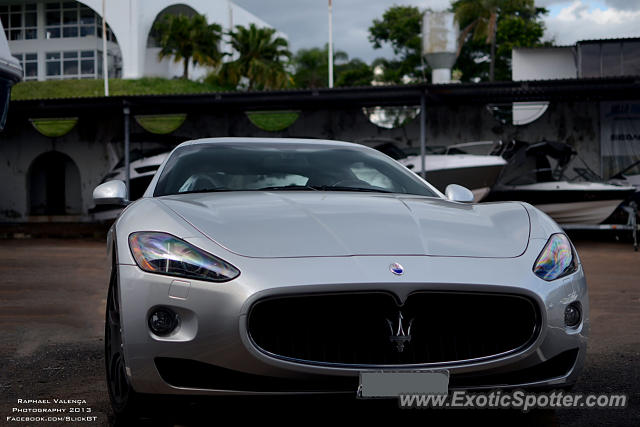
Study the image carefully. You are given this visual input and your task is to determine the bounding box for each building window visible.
[80,50,95,74]
[12,52,38,80]
[45,1,116,41]
[46,52,61,76]
[0,3,37,40]
[96,50,121,78]
[46,50,98,79]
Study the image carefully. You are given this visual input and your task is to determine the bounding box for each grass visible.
[11,77,225,100]
[134,114,187,134]
[30,118,78,137]
[246,110,300,132]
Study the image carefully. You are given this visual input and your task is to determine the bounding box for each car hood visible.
[158,192,530,258]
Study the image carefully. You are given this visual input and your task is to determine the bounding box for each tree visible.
[494,10,548,81]
[452,0,548,81]
[219,24,292,90]
[153,14,222,80]
[335,59,374,87]
[292,45,349,88]
[371,57,411,85]
[452,0,500,81]
[368,6,425,83]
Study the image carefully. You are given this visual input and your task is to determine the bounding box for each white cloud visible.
[233,0,640,60]
[545,0,640,44]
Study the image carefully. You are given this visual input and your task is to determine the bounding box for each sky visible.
[233,0,640,62]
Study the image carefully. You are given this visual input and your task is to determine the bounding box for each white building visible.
[0,0,275,81]
[512,38,640,81]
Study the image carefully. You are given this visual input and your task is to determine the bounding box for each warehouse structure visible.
[2,77,640,222]
[1,34,640,224]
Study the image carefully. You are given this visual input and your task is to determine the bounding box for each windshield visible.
[153,143,438,197]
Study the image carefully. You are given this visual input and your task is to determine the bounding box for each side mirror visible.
[445,184,474,203]
[93,180,128,205]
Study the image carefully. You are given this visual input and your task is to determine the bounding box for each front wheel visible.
[105,265,149,421]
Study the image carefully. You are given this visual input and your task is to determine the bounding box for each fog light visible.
[148,308,178,336]
[564,302,581,327]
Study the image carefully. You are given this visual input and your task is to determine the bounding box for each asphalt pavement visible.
[0,238,638,426]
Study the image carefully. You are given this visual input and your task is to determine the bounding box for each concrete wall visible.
[144,47,213,81]
[0,113,119,221]
[0,99,606,222]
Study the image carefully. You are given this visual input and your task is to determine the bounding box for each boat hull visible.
[534,199,626,225]
[487,184,635,224]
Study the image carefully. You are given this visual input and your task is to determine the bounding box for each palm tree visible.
[293,45,348,88]
[153,14,222,80]
[220,24,292,90]
[452,0,502,81]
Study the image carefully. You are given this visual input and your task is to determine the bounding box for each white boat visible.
[91,150,169,220]
[399,154,506,202]
[608,159,640,203]
[101,150,169,199]
[0,20,22,130]
[489,181,635,224]
[487,140,635,224]
[369,141,507,202]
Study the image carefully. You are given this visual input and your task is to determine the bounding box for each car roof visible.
[178,137,364,149]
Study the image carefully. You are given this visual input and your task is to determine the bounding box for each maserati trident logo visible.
[389,262,404,275]
[386,311,414,353]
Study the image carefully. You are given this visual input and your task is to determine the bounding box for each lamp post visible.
[102,0,109,96]
[328,0,333,88]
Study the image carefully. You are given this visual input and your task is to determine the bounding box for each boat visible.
[370,140,507,202]
[486,140,636,224]
[101,148,169,200]
[91,149,169,220]
[608,159,640,204]
[0,20,22,130]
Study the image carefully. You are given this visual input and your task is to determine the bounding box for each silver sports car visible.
[94,138,588,418]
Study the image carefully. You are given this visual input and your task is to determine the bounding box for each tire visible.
[105,262,150,421]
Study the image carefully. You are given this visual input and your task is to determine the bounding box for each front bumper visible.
[116,236,588,396]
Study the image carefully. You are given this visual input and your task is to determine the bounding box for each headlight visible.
[128,232,240,282]
[533,233,577,281]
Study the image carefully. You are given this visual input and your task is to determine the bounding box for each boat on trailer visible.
[486,140,635,225]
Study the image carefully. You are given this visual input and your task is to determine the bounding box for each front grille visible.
[248,292,539,367]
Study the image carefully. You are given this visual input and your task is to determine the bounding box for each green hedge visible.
[11,77,224,100]
[246,111,300,131]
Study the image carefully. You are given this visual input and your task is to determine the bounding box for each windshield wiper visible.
[256,185,319,191]
[177,187,232,194]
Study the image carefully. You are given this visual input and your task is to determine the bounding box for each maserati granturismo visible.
[94,138,588,417]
